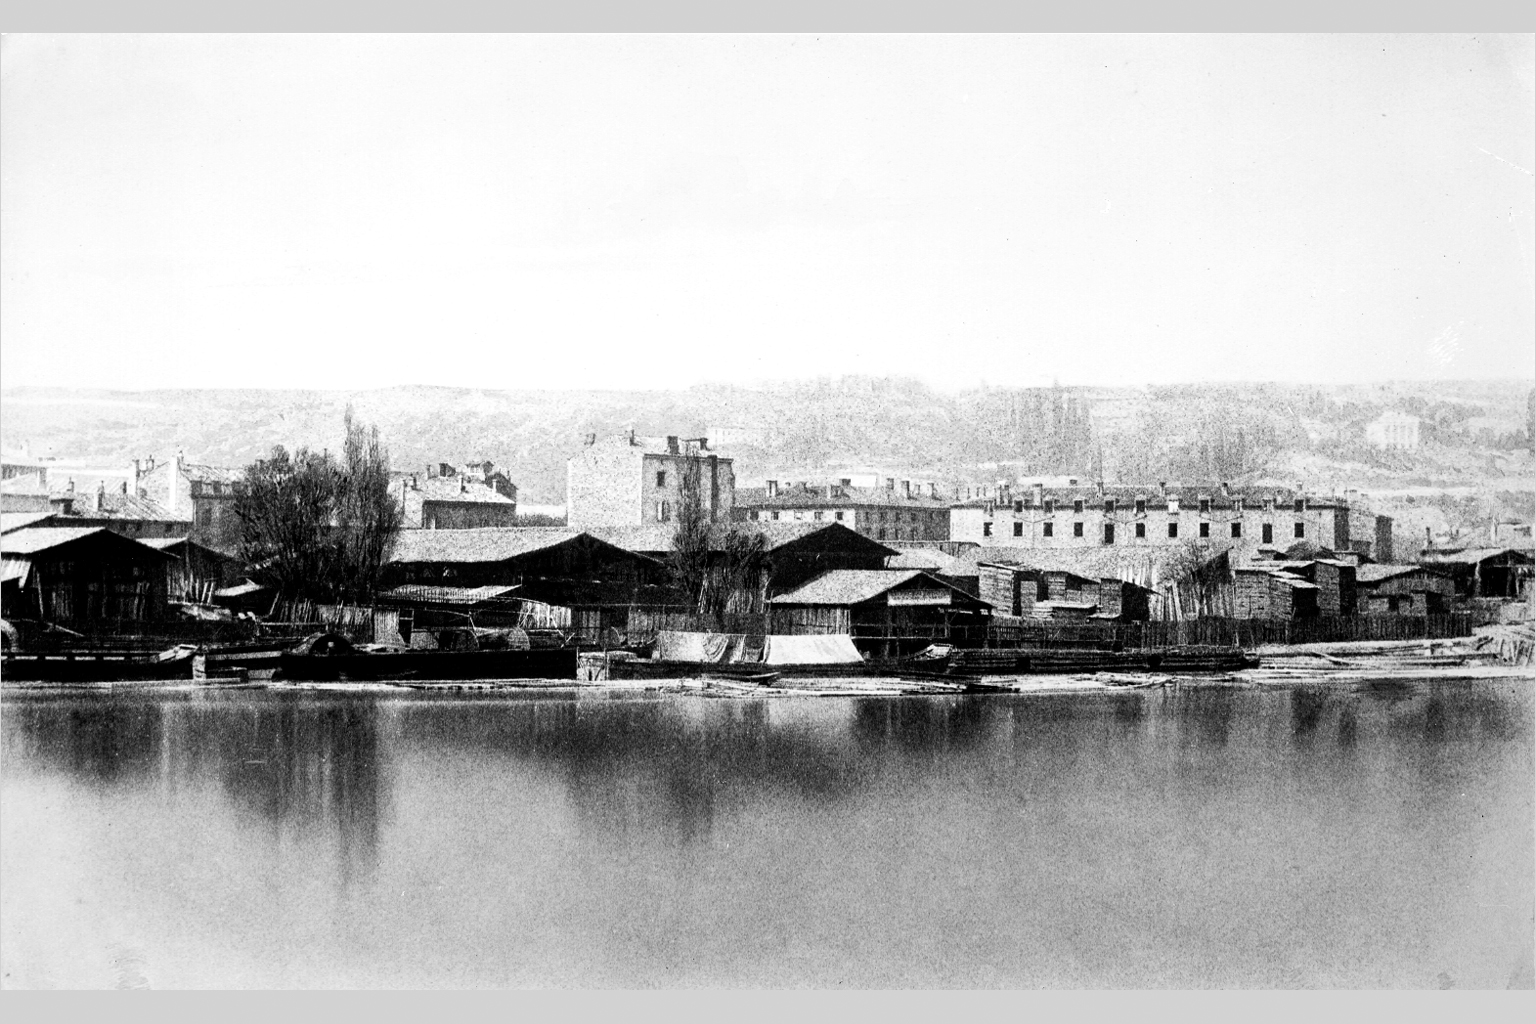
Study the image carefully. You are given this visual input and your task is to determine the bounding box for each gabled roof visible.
[388,527,661,567]
[377,584,520,606]
[390,527,583,563]
[0,526,175,559]
[885,546,978,574]
[768,569,980,607]
[68,492,190,523]
[751,521,900,555]
[0,511,57,534]
[589,520,900,557]
[974,545,1209,587]
[583,524,678,554]
[179,462,243,484]
[140,536,237,560]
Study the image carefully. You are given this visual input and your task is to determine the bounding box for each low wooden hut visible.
[767,568,992,656]
[1354,564,1455,615]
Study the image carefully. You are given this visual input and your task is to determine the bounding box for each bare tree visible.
[234,408,401,605]
[668,453,712,614]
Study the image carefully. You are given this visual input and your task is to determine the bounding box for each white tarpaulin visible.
[653,631,756,663]
[762,634,864,665]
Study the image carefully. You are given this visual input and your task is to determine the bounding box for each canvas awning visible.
[1,556,31,586]
[761,634,863,665]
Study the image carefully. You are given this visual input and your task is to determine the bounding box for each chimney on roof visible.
[460,478,467,493]
[902,479,911,498]
[94,480,104,513]
[767,480,778,498]
[1159,481,1168,496]
[1095,479,1105,498]
[627,428,637,445]
[886,477,895,491]
[1033,482,1044,507]
[929,482,938,498]
[66,477,75,493]
[120,480,128,494]
[667,435,679,454]
[1221,481,1231,497]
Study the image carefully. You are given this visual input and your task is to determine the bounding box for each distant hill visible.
[3,380,1532,520]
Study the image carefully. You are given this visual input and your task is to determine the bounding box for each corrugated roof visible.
[390,527,584,564]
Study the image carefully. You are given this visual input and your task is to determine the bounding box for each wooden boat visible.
[952,647,1259,675]
[611,659,872,681]
[2,644,198,683]
[704,670,781,685]
[193,640,296,682]
[277,646,578,682]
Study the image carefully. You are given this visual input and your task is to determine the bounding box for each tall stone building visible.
[566,432,735,529]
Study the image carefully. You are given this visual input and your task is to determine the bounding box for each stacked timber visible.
[1477,624,1534,667]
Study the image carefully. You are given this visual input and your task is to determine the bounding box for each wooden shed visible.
[1418,547,1533,600]
[1354,564,1455,615]
[1,526,175,628]
[768,568,992,656]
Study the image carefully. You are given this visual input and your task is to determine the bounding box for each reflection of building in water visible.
[208,698,384,886]
[3,694,385,886]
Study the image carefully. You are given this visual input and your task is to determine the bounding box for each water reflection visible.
[3,679,1531,988]
[5,693,382,882]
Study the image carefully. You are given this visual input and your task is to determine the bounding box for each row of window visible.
[1001,497,1308,515]
[982,520,1304,543]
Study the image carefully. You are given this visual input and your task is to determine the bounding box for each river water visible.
[1,678,1531,989]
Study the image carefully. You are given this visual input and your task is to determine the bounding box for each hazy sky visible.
[2,34,1532,393]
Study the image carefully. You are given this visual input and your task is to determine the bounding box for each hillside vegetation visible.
[4,380,1531,531]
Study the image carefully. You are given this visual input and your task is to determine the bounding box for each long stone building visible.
[949,481,1393,563]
